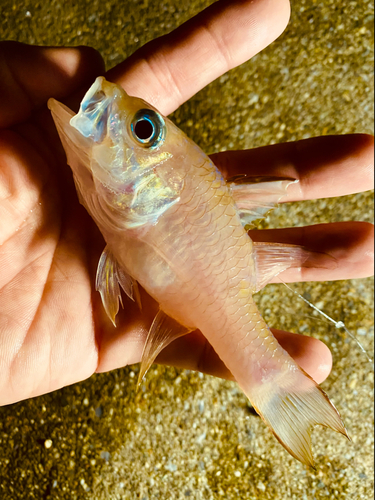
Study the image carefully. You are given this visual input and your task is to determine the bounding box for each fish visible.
[48,77,349,466]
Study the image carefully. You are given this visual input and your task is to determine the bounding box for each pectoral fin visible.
[228,176,297,229]
[96,245,141,326]
[137,310,192,388]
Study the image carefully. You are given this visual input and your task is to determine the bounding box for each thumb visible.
[0,41,105,128]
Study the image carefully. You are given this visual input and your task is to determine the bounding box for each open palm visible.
[0,0,373,407]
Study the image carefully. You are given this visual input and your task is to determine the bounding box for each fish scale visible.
[48,76,349,467]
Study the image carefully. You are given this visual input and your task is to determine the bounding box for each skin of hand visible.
[0,0,373,406]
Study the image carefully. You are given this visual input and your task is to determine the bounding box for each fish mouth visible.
[69,77,114,143]
[48,97,75,128]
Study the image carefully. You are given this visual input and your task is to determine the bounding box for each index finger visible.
[107,0,290,115]
[210,134,374,201]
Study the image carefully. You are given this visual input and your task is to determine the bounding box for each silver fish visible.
[48,77,348,466]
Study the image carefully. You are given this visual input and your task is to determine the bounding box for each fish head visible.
[49,77,188,232]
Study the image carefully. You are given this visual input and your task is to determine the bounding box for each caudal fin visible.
[248,367,349,466]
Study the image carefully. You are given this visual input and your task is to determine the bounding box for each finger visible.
[157,329,333,385]
[211,134,374,201]
[249,221,374,282]
[107,0,290,114]
[0,42,105,128]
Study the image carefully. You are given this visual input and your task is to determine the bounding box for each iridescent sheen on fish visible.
[48,77,349,467]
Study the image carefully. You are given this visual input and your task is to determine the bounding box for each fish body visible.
[48,77,348,466]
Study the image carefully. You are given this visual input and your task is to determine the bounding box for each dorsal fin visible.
[228,176,297,229]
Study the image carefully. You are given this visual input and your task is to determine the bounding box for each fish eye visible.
[131,109,165,149]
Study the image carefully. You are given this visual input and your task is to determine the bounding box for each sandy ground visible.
[0,0,373,499]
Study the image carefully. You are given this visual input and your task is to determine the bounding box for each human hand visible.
[0,0,373,406]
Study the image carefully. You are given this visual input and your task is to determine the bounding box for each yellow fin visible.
[228,176,297,229]
[137,310,191,389]
[248,367,349,467]
[96,245,140,326]
[253,241,337,292]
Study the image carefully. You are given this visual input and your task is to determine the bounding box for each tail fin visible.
[248,367,349,466]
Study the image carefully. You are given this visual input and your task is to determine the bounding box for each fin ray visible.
[253,242,312,292]
[228,176,297,229]
[248,366,349,466]
[96,245,140,325]
[137,310,191,388]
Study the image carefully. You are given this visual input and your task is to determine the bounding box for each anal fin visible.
[137,310,192,388]
[96,245,140,326]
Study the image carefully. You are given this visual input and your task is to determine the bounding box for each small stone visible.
[100,451,111,462]
[44,439,53,449]
[165,462,177,472]
[196,431,206,444]
[257,481,266,492]
[80,479,90,491]
[248,93,259,105]
[349,379,357,389]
